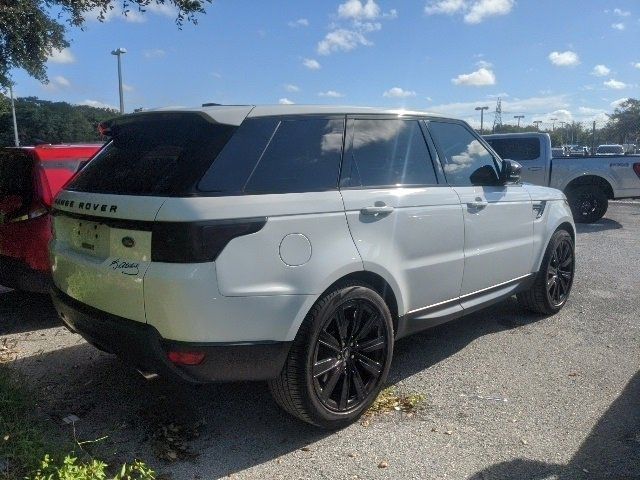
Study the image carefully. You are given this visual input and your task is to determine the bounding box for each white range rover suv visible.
[50,105,576,429]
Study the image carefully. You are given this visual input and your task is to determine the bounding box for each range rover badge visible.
[122,236,135,248]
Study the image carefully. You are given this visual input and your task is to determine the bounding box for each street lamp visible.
[8,84,19,146]
[533,120,542,130]
[475,106,489,134]
[111,47,127,114]
[550,117,558,131]
[514,115,525,128]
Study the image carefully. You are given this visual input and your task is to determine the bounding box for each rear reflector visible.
[151,217,267,263]
[168,351,206,366]
[633,163,640,179]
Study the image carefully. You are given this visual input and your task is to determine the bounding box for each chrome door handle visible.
[528,166,542,171]
[360,205,394,216]
[467,199,488,210]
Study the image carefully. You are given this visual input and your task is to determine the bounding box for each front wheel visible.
[269,284,394,429]
[518,229,575,315]
[567,186,608,223]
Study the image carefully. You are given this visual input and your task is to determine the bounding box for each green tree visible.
[0,0,212,87]
[605,98,640,144]
[0,95,116,146]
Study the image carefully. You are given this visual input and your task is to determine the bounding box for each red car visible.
[0,144,102,292]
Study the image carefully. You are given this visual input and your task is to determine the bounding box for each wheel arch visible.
[563,174,614,199]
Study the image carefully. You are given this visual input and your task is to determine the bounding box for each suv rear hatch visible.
[51,109,250,322]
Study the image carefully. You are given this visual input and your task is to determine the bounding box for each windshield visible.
[66,113,236,196]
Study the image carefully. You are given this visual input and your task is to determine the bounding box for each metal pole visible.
[117,53,124,114]
[9,84,19,146]
[480,109,484,134]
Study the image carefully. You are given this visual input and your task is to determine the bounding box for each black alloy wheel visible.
[312,298,389,413]
[546,237,574,307]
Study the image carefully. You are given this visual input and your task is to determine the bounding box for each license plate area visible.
[72,220,109,257]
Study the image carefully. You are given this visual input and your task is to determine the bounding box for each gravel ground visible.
[1,201,639,480]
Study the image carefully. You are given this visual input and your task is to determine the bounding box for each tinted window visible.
[429,122,499,186]
[486,137,540,161]
[67,113,236,196]
[342,119,437,188]
[198,118,279,193]
[0,150,33,198]
[243,117,344,194]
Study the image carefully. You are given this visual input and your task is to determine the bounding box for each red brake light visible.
[633,163,640,179]
[167,351,205,366]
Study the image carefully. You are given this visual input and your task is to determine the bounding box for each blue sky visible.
[9,0,640,128]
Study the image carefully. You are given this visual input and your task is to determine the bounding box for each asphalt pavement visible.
[1,201,638,479]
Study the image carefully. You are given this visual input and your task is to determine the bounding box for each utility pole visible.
[9,84,19,146]
[559,121,566,146]
[475,106,489,134]
[111,47,127,114]
[550,117,557,131]
[514,115,525,128]
[533,120,542,130]
[591,121,596,155]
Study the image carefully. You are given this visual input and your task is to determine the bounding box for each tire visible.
[269,283,394,429]
[517,229,575,315]
[567,185,608,223]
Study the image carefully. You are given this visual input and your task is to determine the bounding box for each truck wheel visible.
[269,283,394,429]
[517,229,574,315]
[567,186,608,223]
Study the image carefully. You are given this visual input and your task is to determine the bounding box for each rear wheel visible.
[269,284,393,429]
[518,229,575,315]
[567,185,608,223]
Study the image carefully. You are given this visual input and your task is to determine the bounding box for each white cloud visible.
[452,67,496,86]
[53,75,70,87]
[303,58,321,70]
[48,48,75,64]
[318,29,371,55]
[425,0,514,24]
[279,98,295,105]
[383,87,416,98]
[288,18,309,27]
[338,0,381,20]
[123,83,134,92]
[548,51,580,67]
[464,0,514,24]
[611,22,625,30]
[591,64,611,77]
[284,84,300,92]
[475,59,492,68]
[42,75,71,91]
[144,48,166,59]
[146,3,177,18]
[318,90,345,98]
[425,0,466,15]
[613,8,630,16]
[604,79,628,89]
[610,97,629,108]
[633,62,640,70]
[79,99,116,110]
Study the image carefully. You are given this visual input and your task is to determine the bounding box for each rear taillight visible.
[151,217,267,263]
[168,351,205,366]
[633,163,640,179]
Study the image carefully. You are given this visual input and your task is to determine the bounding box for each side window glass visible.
[428,122,499,186]
[343,119,437,188]
[485,138,540,161]
[198,118,279,194]
[243,118,344,194]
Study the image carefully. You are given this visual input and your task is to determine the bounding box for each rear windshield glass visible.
[486,137,541,161]
[66,113,236,196]
[0,149,33,198]
[597,146,623,154]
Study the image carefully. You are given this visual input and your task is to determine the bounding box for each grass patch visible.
[365,387,425,418]
[0,366,155,480]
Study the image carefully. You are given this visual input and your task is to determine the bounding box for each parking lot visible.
[1,201,638,480]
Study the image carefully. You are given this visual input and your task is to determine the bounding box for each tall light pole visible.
[533,120,542,130]
[550,117,557,131]
[8,84,19,146]
[111,47,127,114]
[475,106,489,134]
[514,115,525,128]
[559,121,566,146]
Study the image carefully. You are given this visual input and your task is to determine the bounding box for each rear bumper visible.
[0,255,51,293]
[51,287,291,383]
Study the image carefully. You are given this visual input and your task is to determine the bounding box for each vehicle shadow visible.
[10,296,553,478]
[467,370,640,479]
[0,290,60,335]
[575,218,622,234]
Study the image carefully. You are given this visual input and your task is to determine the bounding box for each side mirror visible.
[500,159,522,184]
